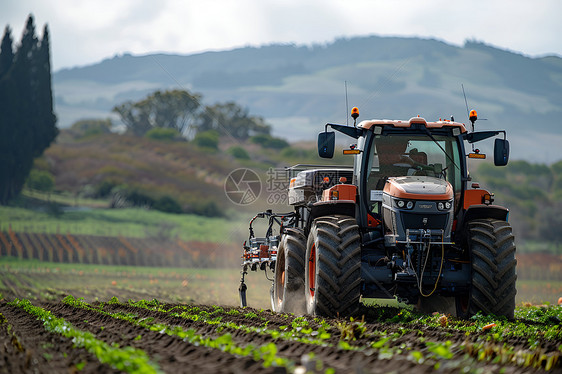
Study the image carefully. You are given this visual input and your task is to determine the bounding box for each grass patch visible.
[0,205,238,242]
[20,189,109,208]
[10,298,162,373]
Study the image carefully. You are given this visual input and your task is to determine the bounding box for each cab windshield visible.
[366,133,462,204]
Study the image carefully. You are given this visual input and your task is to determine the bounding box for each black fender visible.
[310,200,356,221]
[462,204,508,224]
[455,204,509,244]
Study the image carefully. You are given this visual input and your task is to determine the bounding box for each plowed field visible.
[1,296,560,374]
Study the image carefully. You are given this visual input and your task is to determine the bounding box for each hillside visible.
[53,35,562,163]
[46,132,232,216]
[37,129,350,216]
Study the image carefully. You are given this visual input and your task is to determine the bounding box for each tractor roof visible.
[358,116,467,133]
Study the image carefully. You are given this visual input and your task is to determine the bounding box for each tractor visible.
[239,107,516,319]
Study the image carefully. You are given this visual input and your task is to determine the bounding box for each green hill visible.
[35,129,349,216]
[53,35,562,163]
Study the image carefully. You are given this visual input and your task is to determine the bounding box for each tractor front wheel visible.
[273,228,306,314]
[456,218,517,319]
[305,215,361,317]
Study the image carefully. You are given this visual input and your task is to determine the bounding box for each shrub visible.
[25,170,55,193]
[193,130,219,150]
[110,187,154,209]
[250,134,289,149]
[227,146,250,160]
[95,180,118,198]
[145,127,182,141]
[188,200,223,217]
[70,118,112,138]
[265,137,289,149]
[250,134,269,145]
[125,190,154,207]
[153,195,183,214]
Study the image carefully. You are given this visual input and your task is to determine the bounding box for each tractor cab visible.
[318,111,510,235]
[358,123,463,245]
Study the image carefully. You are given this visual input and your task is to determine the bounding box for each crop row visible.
[3,294,561,373]
[0,230,238,267]
[4,298,284,373]
[61,295,298,371]
[132,300,562,371]
[6,298,162,373]
[64,296,562,372]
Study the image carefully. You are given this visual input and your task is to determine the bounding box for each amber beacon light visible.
[351,107,359,120]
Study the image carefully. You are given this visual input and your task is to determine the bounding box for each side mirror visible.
[494,138,509,166]
[318,131,335,158]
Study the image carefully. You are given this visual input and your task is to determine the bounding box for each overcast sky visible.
[1,0,561,71]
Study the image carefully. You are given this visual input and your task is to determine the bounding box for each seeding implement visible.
[239,108,516,319]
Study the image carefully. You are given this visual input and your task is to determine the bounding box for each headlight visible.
[437,200,453,211]
[395,199,414,210]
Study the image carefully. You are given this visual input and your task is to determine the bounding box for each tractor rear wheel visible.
[273,228,306,314]
[305,215,361,317]
[456,219,517,319]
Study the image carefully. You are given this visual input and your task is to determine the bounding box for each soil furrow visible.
[41,302,281,374]
[0,301,120,374]
[147,303,560,355]
[2,298,555,374]
[97,303,540,374]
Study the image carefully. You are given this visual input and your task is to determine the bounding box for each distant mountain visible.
[53,35,562,163]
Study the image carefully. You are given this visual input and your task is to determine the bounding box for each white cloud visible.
[1,0,560,70]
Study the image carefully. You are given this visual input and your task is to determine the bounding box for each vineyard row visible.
[0,229,238,268]
[1,229,561,280]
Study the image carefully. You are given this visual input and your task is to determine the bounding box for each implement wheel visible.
[273,228,306,314]
[456,219,517,319]
[305,215,361,317]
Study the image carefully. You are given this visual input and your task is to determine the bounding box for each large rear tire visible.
[305,215,361,317]
[456,219,517,319]
[273,228,306,314]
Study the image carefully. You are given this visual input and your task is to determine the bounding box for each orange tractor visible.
[239,108,516,319]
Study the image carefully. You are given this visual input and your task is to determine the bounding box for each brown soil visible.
[0,303,120,374]
[1,300,557,374]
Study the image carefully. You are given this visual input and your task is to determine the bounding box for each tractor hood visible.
[383,176,453,201]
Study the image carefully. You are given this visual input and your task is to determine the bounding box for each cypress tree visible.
[0,15,57,204]
[0,26,15,202]
[7,15,37,203]
[34,25,58,156]
[0,26,14,78]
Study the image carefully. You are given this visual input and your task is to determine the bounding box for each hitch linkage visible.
[238,210,296,307]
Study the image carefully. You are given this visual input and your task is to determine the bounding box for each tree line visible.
[475,160,562,246]
[112,89,271,140]
[65,90,286,216]
[0,15,57,204]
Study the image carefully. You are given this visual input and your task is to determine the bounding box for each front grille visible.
[400,212,448,230]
